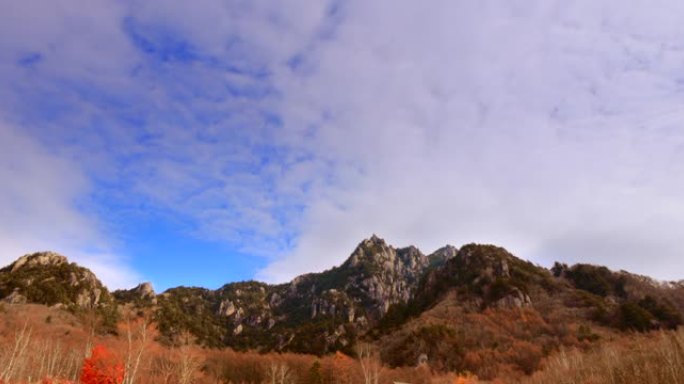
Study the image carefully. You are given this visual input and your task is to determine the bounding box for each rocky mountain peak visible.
[453,244,513,278]
[346,235,395,267]
[432,245,458,258]
[368,233,383,242]
[325,237,431,320]
[427,245,458,268]
[134,282,155,297]
[1,251,113,310]
[395,246,427,268]
[134,282,156,301]
[113,282,158,306]
[5,251,69,273]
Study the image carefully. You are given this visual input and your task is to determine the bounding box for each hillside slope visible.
[373,244,684,379]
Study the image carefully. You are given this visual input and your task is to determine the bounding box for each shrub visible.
[564,265,612,297]
[618,302,655,332]
[80,345,125,384]
[638,295,682,330]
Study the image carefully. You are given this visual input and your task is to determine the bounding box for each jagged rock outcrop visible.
[218,299,236,317]
[9,251,68,272]
[136,282,156,299]
[3,289,27,304]
[113,282,157,306]
[427,245,458,268]
[341,238,430,316]
[493,286,532,309]
[317,237,418,316]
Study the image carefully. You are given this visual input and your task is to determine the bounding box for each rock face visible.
[76,288,102,307]
[427,245,458,268]
[4,290,27,304]
[9,251,68,272]
[135,282,156,299]
[218,299,236,317]
[342,237,430,316]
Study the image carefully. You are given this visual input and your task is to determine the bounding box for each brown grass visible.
[523,329,684,384]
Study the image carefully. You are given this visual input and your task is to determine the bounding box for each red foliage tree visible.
[80,345,125,384]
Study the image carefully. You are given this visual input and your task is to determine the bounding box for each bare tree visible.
[35,339,81,380]
[149,352,177,384]
[0,321,83,382]
[267,361,296,384]
[177,331,202,384]
[122,312,153,384]
[0,322,32,382]
[80,308,100,359]
[356,343,382,384]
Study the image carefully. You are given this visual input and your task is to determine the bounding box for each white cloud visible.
[0,121,140,289]
[257,0,684,281]
[3,0,684,287]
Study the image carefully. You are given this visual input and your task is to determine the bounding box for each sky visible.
[2,1,684,291]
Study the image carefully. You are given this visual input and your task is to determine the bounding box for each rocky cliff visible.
[154,235,448,353]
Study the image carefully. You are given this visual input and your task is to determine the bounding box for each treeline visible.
[553,263,683,331]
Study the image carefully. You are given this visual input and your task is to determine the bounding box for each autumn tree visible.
[80,345,124,384]
[454,373,479,384]
[327,352,355,384]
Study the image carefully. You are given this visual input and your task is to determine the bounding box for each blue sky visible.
[2,1,684,290]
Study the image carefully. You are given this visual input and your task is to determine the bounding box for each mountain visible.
[375,244,684,378]
[0,251,119,331]
[153,235,444,353]
[2,237,684,378]
[0,251,111,308]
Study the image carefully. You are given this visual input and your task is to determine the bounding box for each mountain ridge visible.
[2,236,684,377]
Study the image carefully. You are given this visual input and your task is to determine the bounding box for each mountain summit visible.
[0,251,113,309]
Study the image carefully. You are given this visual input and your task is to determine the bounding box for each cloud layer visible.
[0,120,140,288]
[2,1,684,286]
[262,1,684,281]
